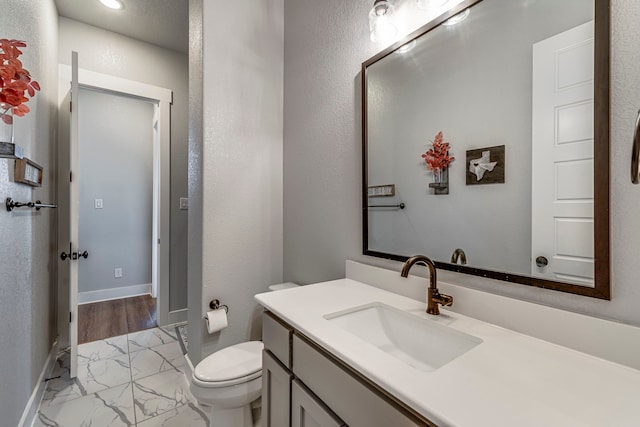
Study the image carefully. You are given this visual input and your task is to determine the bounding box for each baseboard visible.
[167,308,188,325]
[184,353,194,380]
[78,284,152,304]
[18,340,58,427]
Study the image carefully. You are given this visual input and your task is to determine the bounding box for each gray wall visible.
[191,0,284,363]
[283,0,640,327]
[367,0,591,275]
[78,88,153,294]
[58,17,189,311]
[0,1,58,425]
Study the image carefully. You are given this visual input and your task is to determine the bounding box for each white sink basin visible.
[324,302,482,372]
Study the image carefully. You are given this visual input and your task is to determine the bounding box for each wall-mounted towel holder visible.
[368,202,405,209]
[6,197,57,212]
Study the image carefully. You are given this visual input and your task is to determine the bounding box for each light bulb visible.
[369,0,398,43]
[442,8,470,26]
[98,0,123,10]
[416,0,450,11]
[395,40,417,54]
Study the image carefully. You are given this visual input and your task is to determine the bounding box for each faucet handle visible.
[432,291,453,307]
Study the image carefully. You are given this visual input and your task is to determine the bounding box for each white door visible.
[531,22,594,286]
[69,51,80,378]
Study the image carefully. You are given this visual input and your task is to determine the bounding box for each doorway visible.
[57,65,172,372]
[76,87,157,343]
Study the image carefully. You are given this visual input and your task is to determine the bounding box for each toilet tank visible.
[268,282,299,291]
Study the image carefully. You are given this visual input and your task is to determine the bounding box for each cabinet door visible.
[291,379,345,427]
[263,350,293,427]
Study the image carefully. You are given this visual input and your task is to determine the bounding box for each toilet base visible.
[206,404,254,427]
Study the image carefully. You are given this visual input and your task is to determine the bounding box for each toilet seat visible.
[193,341,264,388]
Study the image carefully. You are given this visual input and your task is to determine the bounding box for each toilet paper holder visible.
[208,299,229,314]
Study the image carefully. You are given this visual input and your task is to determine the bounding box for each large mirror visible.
[362,0,610,298]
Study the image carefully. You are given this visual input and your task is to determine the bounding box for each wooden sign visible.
[15,158,43,187]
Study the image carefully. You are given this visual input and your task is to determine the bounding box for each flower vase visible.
[428,167,449,195]
[0,107,13,144]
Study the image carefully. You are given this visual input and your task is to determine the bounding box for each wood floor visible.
[78,294,157,344]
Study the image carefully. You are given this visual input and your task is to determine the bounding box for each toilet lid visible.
[194,341,264,383]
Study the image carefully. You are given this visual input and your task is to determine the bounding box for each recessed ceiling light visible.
[98,0,123,10]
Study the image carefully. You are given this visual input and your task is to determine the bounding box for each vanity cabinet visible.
[262,311,434,427]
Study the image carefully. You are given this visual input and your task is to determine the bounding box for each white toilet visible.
[190,282,299,427]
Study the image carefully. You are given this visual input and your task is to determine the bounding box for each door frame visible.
[57,66,172,349]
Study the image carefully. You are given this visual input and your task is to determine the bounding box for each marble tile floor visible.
[34,326,210,427]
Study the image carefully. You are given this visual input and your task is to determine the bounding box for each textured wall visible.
[58,17,189,311]
[283,0,640,326]
[197,0,284,362]
[0,1,58,425]
[78,89,154,294]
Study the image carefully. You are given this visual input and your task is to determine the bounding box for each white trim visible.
[168,308,189,325]
[59,65,172,103]
[78,284,152,305]
[17,341,58,427]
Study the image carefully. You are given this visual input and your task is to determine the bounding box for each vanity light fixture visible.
[98,0,123,10]
[442,8,470,26]
[395,40,417,54]
[416,0,450,11]
[369,0,398,43]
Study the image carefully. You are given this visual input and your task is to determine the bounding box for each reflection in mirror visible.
[363,0,610,299]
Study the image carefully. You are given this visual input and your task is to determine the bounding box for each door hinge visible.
[70,171,72,182]
[70,101,72,112]
[69,312,72,323]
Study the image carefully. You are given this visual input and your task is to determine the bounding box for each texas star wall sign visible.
[466,145,505,185]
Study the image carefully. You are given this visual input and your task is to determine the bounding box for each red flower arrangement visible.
[421,131,454,172]
[0,39,40,125]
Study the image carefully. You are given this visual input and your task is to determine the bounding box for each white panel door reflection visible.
[531,21,595,286]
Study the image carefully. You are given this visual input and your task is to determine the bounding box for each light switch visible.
[95,199,103,209]
[179,197,189,210]
[114,268,122,278]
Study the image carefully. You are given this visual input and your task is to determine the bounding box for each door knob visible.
[71,251,89,260]
[60,250,88,261]
[536,256,548,267]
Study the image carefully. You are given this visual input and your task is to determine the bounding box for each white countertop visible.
[255,279,640,427]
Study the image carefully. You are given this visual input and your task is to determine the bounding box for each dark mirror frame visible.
[362,0,610,299]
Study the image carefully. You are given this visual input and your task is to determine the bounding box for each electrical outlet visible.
[95,198,103,209]
[114,268,123,278]
[179,197,189,210]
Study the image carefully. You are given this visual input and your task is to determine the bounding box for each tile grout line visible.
[127,333,139,427]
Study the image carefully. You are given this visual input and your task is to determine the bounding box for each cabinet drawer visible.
[292,379,345,427]
[263,311,293,368]
[292,334,433,427]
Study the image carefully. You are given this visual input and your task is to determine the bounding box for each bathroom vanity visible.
[261,310,430,426]
[255,274,640,426]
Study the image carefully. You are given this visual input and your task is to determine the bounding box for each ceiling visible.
[55,0,189,54]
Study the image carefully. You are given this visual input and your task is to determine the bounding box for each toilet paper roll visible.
[205,309,228,334]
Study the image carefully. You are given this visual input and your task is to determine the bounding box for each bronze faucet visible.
[450,248,467,265]
[400,255,453,315]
